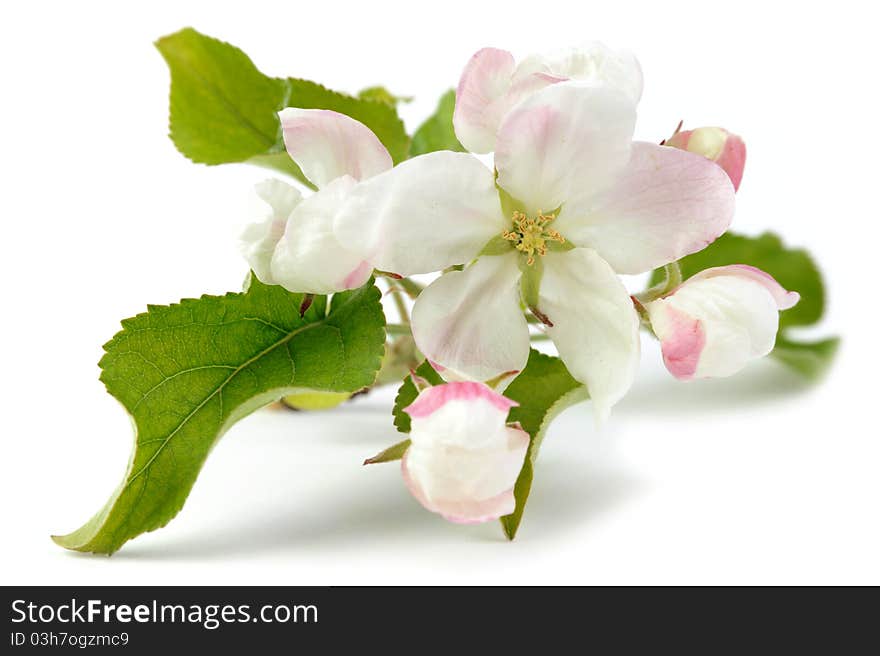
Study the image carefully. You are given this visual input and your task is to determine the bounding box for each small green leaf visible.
[650,232,825,329]
[281,390,352,410]
[156,28,411,183]
[771,335,840,380]
[409,89,465,157]
[501,350,587,540]
[156,27,287,165]
[364,439,411,465]
[53,277,385,554]
[358,86,413,106]
[391,361,444,434]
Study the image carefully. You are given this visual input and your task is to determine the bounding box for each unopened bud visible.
[665,126,746,191]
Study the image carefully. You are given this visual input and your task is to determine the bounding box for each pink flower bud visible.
[402,382,529,524]
[665,126,746,191]
[645,265,799,380]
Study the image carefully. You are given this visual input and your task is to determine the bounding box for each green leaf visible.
[772,335,840,380]
[53,277,385,554]
[649,232,825,330]
[409,89,465,157]
[155,28,287,166]
[501,350,587,540]
[364,439,411,465]
[391,361,444,434]
[156,28,410,183]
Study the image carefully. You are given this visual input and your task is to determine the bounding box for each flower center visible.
[502,211,565,266]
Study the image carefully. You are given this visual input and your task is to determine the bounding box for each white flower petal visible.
[686,265,800,310]
[411,253,530,382]
[646,270,792,379]
[513,42,643,104]
[334,151,505,276]
[402,382,529,524]
[538,248,640,421]
[495,82,636,215]
[254,178,303,217]
[270,176,372,294]
[279,108,392,188]
[239,180,303,285]
[555,142,736,274]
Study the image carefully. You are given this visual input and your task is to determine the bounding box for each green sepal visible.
[518,257,545,315]
[391,361,444,434]
[480,235,515,256]
[496,182,527,218]
[364,439,411,465]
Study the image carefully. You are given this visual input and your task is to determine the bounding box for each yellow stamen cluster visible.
[502,211,565,266]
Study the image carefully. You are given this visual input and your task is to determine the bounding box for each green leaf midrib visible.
[117,318,317,493]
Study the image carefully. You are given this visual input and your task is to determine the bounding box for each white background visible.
[1,0,877,585]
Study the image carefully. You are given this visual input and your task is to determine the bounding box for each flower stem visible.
[385,323,413,335]
[635,261,683,303]
[389,286,410,324]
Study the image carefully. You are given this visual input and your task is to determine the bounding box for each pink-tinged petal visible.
[453,44,642,155]
[278,108,392,188]
[717,133,746,191]
[453,48,517,153]
[405,381,518,419]
[646,274,782,379]
[685,265,800,310]
[538,248,641,421]
[334,151,504,276]
[270,176,371,294]
[401,452,517,523]
[240,180,303,285]
[401,422,528,524]
[666,127,746,191]
[655,305,706,380]
[495,82,636,215]
[342,259,373,289]
[411,253,530,383]
[555,142,736,275]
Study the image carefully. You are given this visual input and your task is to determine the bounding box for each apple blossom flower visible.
[664,126,747,191]
[402,381,529,523]
[453,43,643,153]
[240,109,392,294]
[335,82,736,419]
[644,265,799,379]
